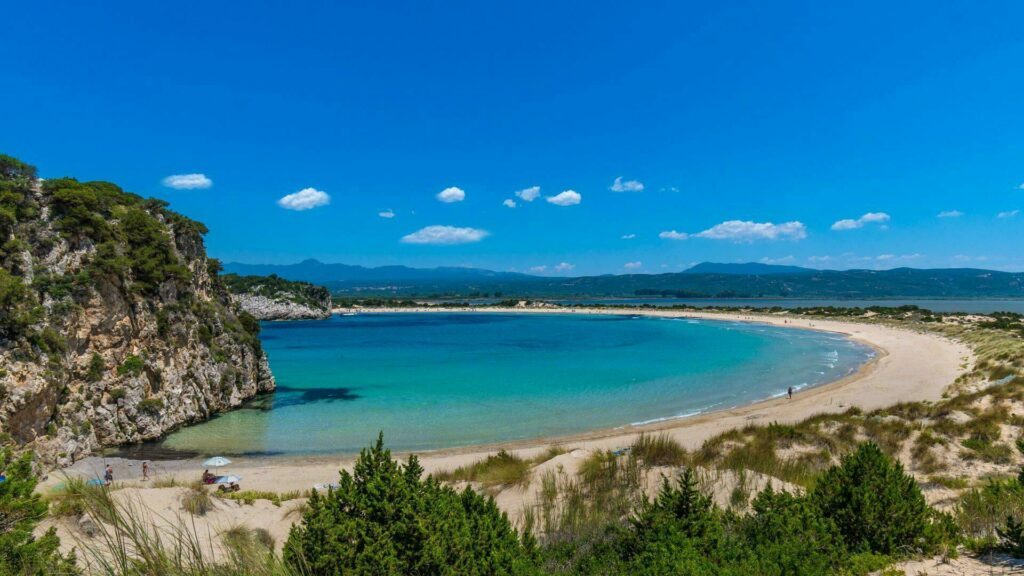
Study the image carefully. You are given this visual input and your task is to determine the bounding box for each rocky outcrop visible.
[230,293,331,320]
[222,273,332,320]
[0,160,275,467]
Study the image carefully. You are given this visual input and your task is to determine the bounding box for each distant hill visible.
[683,262,816,275]
[223,259,535,290]
[220,260,1024,299]
[534,267,1024,299]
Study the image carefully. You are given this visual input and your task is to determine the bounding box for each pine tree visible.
[0,450,78,575]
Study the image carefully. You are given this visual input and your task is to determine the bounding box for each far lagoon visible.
[159,313,873,456]
[555,298,1024,314]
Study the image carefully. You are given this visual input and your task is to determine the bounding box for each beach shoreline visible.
[53,306,973,494]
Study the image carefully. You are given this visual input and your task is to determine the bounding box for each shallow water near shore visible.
[157,313,873,456]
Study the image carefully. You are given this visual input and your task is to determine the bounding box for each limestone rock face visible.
[230,293,331,321]
[0,179,275,467]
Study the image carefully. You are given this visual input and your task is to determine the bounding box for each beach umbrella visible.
[216,475,241,484]
[203,456,231,468]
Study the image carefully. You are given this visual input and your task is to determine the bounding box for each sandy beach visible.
[38,307,975,565]
[51,307,971,492]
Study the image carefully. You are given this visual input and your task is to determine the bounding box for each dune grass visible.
[181,482,214,516]
[434,449,532,489]
[70,487,297,576]
[218,489,305,507]
[629,433,687,467]
[523,451,643,546]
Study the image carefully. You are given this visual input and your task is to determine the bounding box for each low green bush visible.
[117,354,144,377]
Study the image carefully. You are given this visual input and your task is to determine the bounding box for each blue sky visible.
[2,1,1023,275]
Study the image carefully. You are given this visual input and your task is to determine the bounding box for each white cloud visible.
[659,230,688,240]
[515,186,541,202]
[760,255,796,265]
[529,262,575,274]
[401,225,489,245]
[659,186,680,193]
[503,199,517,208]
[436,186,465,203]
[621,233,636,240]
[609,177,644,192]
[162,173,212,189]
[876,253,923,263]
[546,190,581,206]
[277,187,330,211]
[937,210,963,218]
[831,212,890,231]
[378,209,395,218]
[623,261,642,270]
[807,255,834,264]
[1018,183,1024,190]
[953,254,990,263]
[998,209,1020,219]
[695,220,807,242]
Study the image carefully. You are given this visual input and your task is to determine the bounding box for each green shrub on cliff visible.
[117,355,144,377]
[284,433,539,575]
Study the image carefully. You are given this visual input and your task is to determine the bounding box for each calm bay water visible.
[555,298,1024,314]
[159,313,873,456]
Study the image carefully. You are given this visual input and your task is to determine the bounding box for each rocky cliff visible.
[223,274,332,320]
[0,155,275,466]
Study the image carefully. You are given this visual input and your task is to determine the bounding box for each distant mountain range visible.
[222,260,1024,299]
[222,259,533,292]
[682,262,817,276]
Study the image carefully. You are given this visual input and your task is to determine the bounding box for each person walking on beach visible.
[787,386,793,400]
[142,461,150,481]
[103,464,114,486]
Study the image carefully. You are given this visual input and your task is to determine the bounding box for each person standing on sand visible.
[787,386,793,400]
[142,461,150,481]
[103,464,114,486]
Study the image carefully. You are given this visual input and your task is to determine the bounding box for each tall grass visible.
[69,483,301,575]
[434,449,532,489]
[956,478,1024,552]
[218,490,305,507]
[523,452,643,545]
[181,482,214,516]
[48,476,104,518]
[630,433,687,467]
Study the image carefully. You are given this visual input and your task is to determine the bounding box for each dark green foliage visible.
[998,515,1024,557]
[284,433,538,575]
[117,355,144,377]
[39,176,191,296]
[739,486,848,575]
[811,442,948,555]
[0,269,34,339]
[118,206,191,293]
[0,450,79,575]
[548,444,954,575]
[221,273,331,311]
[238,310,260,339]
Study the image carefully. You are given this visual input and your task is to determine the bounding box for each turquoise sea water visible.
[159,313,873,456]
